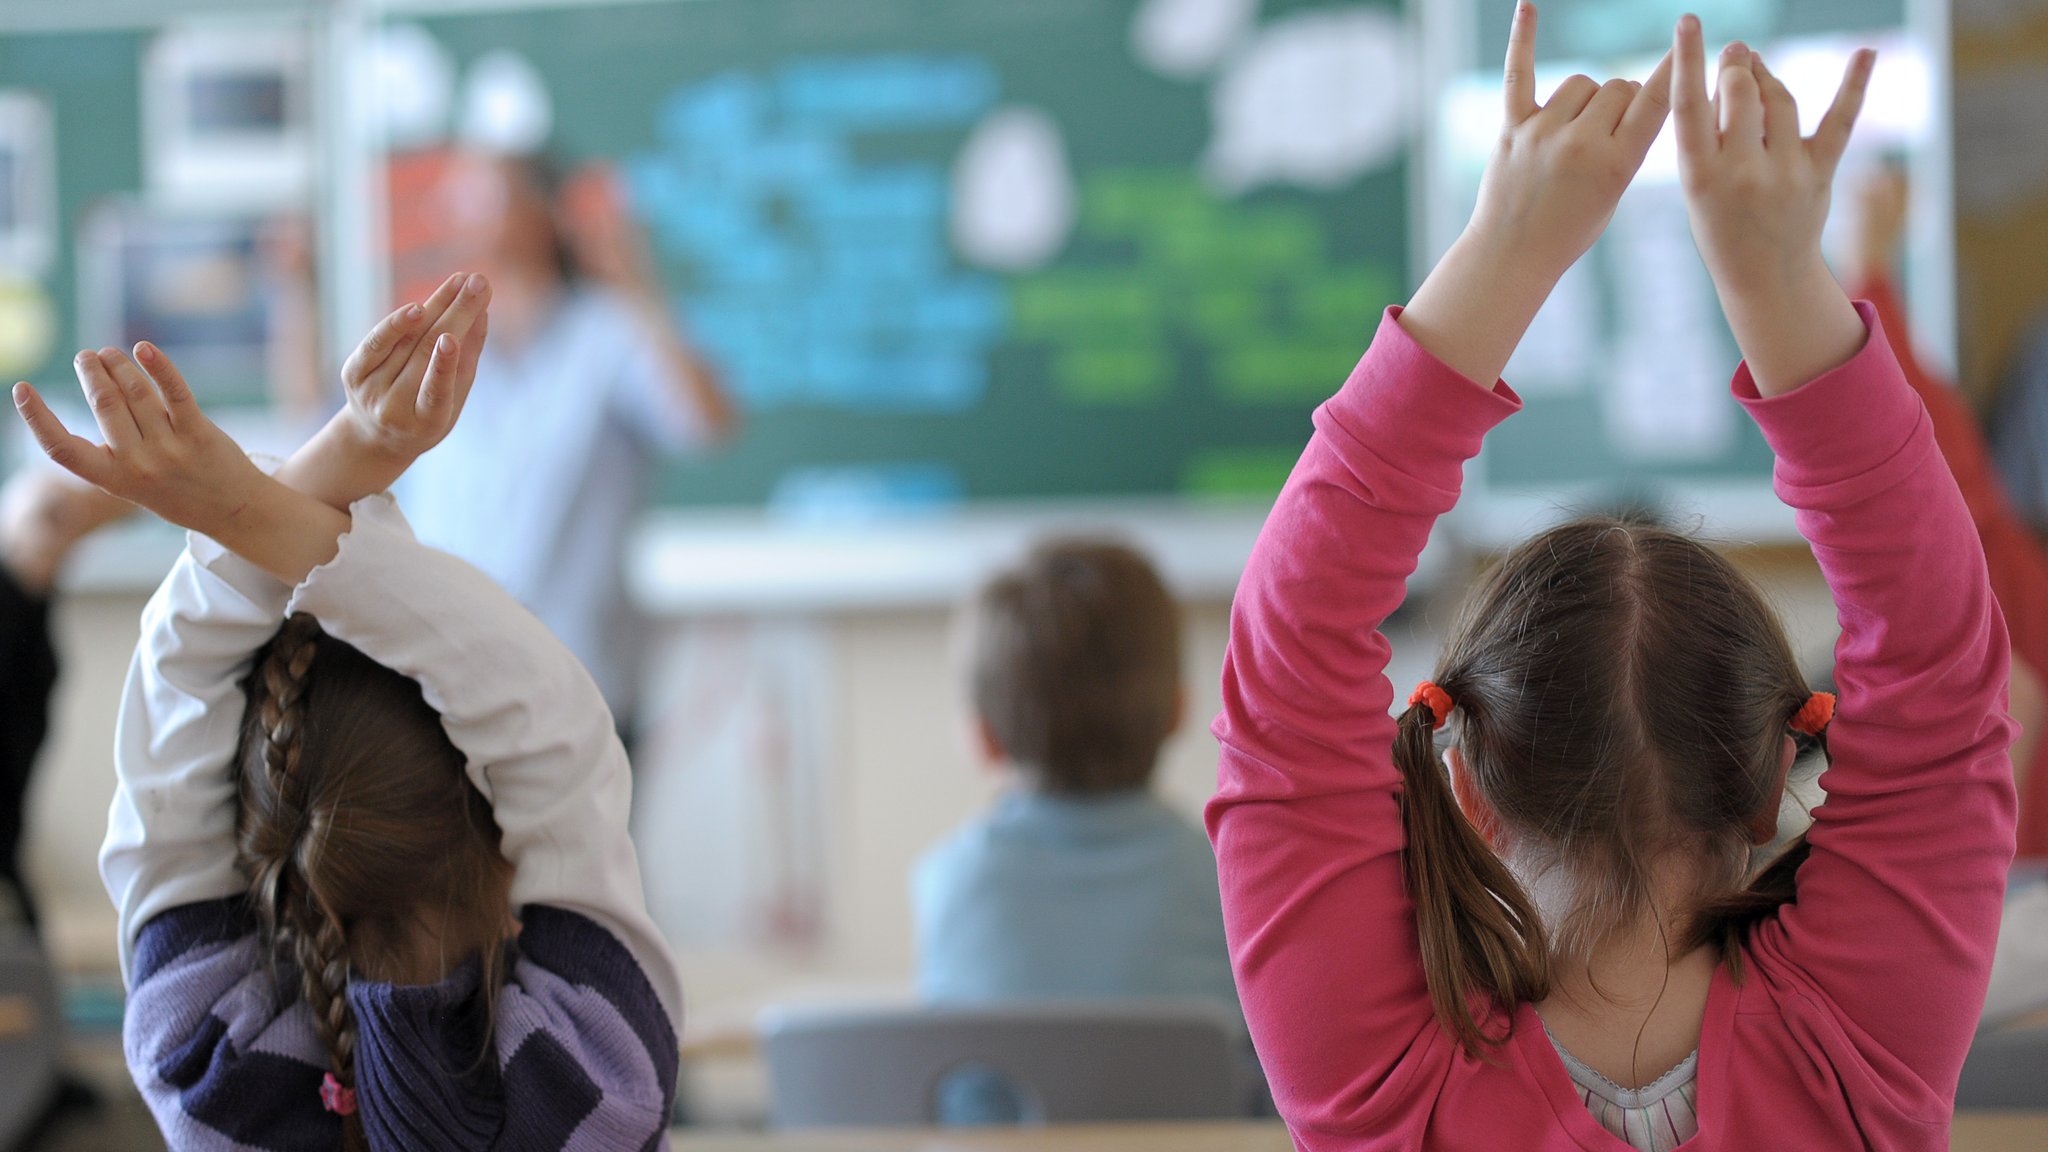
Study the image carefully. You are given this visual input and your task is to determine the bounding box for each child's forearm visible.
[1718,259,1868,399]
[1399,231,1563,386]
[201,475,349,587]
[274,415,410,514]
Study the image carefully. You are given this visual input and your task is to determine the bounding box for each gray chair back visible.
[759,1000,1245,1128]
[1956,1025,2048,1109]
[0,923,59,1149]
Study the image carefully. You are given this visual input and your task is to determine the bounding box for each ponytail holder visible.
[1791,691,1836,737]
[320,1073,357,1116]
[1408,682,1455,732]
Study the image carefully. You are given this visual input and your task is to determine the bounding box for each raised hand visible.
[1672,15,1874,396]
[337,271,490,464]
[1400,2,1672,386]
[277,272,490,513]
[12,346,267,536]
[1851,164,1909,284]
[1472,1,1674,279]
[12,344,349,584]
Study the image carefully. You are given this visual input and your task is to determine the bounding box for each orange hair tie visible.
[1409,682,1455,732]
[1791,691,1836,737]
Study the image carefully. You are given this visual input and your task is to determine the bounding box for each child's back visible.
[914,540,1239,1018]
[917,788,1234,1009]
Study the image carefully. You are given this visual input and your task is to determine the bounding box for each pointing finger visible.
[1672,15,1715,162]
[1812,47,1876,173]
[1504,1,1539,123]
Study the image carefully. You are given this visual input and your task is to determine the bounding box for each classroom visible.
[0,0,2040,1148]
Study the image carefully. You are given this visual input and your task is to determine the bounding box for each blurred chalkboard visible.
[393,0,1414,513]
[0,28,146,400]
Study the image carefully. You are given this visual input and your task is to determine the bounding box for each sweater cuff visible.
[1735,301,1924,490]
[1314,307,1523,469]
[283,493,416,621]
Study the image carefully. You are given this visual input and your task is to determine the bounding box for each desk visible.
[671,1114,2048,1151]
[669,1123,1290,1151]
[1955,1112,2048,1152]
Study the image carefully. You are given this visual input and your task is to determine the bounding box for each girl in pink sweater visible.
[1208,7,2016,1150]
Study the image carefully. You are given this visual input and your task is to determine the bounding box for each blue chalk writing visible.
[629,54,1009,414]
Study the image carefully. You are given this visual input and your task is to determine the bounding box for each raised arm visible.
[14,323,681,1027]
[1674,21,2016,1092]
[10,335,443,982]
[101,537,287,984]
[275,271,491,513]
[1206,4,1672,1136]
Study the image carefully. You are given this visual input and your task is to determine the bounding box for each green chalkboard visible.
[396,0,1411,512]
[0,27,146,405]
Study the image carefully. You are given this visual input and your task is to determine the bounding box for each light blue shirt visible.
[397,287,704,717]
[913,789,1241,1018]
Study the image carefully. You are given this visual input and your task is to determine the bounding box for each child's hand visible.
[1398,2,1670,386]
[1852,165,1909,284]
[338,271,490,463]
[276,272,490,513]
[1673,20,1871,300]
[1465,2,1674,281]
[1672,16,1874,396]
[11,346,266,538]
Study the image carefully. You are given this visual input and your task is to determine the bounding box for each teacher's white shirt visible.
[398,286,707,717]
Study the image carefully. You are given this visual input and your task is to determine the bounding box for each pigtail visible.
[293,907,367,1152]
[241,616,369,1149]
[1393,700,1550,1056]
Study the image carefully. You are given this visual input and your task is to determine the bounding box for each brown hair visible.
[235,614,514,1148]
[1395,517,1813,1055]
[970,539,1183,794]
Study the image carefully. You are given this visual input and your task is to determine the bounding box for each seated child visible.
[914,539,1238,1019]
[15,272,683,1149]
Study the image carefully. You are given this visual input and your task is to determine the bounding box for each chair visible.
[759,1000,1247,1128]
[1956,1025,2048,1109]
[0,915,60,1149]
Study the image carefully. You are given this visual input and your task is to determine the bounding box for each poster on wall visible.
[633,620,832,954]
[0,92,55,279]
[142,24,312,211]
[0,91,58,384]
[77,203,282,408]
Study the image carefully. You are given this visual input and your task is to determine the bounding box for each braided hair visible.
[235,615,514,1147]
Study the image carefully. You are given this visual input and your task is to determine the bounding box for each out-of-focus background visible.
[0,0,2042,1145]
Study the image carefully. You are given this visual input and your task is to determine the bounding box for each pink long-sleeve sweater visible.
[1208,304,2017,1150]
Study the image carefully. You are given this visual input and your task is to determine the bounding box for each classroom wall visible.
[1954,1,2048,401]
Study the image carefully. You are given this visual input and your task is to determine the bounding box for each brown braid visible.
[233,614,517,1149]
[239,617,368,1149]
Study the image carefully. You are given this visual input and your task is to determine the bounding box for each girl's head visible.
[234,614,514,1144]
[1397,516,1815,1054]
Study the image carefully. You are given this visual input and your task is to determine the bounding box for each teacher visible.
[399,150,737,726]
